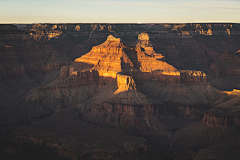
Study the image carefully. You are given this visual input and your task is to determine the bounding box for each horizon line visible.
[0,22,238,25]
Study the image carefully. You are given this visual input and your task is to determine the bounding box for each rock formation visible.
[11,33,221,138]
[75,35,132,73]
[1,24,240,160]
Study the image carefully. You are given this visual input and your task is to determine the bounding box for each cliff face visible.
[116,73,136,93]
[75,35,134,73]
[74,33,207,84]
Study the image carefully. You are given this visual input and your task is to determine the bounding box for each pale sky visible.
[0,0,240,23]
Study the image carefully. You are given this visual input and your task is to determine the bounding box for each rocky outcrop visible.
[75,35,132,73]
[115,73,136,93]
[135,33,175,72]
[29,30,62,43]
[21,24,64,43]
[73,34,207,85]
[136,32,165,60]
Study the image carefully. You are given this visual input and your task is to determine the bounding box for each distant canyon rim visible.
[0,23,240,160]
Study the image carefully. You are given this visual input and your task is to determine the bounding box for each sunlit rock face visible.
[136,33,168,72]
[72,33,209,88]
[138,32,149,41]
[75,35,134,73]
[115,73,136,93]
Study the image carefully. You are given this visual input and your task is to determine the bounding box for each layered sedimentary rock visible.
[136,32,165,60]
[75,35,134,73]
[115,73,136,93]
[74,33,207,84]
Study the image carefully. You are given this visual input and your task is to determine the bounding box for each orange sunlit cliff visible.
[72,33,207,88]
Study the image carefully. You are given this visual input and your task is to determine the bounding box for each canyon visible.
[0,23,240,160]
